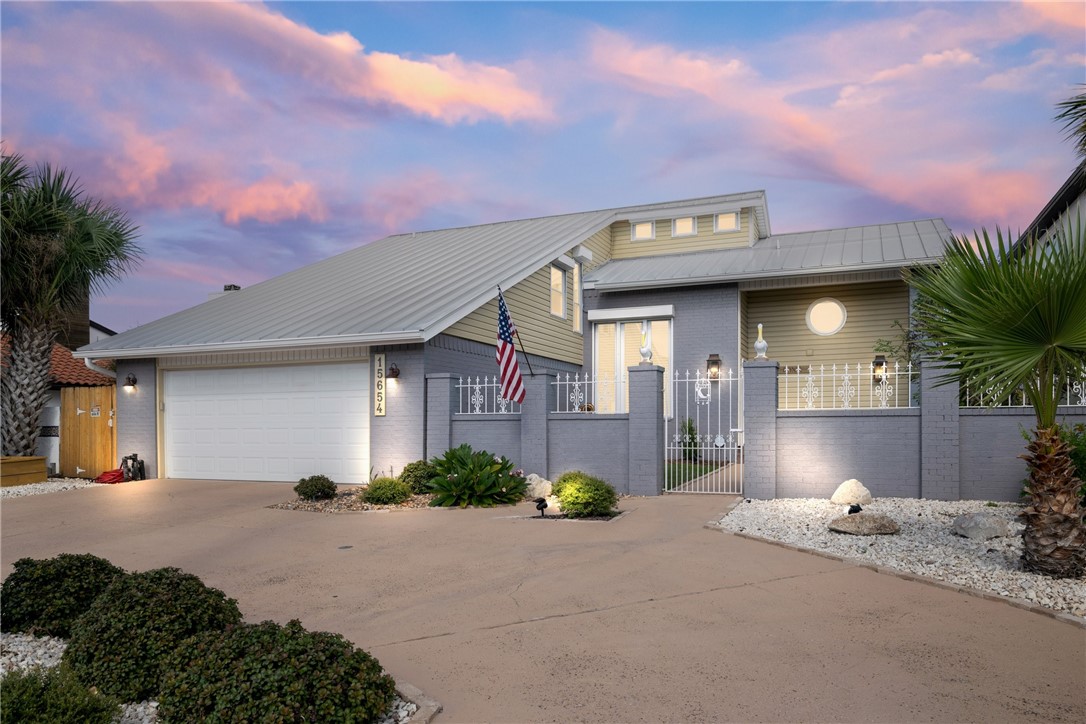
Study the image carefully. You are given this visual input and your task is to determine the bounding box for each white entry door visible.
[163,363,369,482]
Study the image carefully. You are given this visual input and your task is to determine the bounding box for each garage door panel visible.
[164,363,369,482]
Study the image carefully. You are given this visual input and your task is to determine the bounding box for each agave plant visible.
[906,221,1086,578]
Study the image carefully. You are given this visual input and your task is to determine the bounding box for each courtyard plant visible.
[159,619,396,723]
[429,444,526,507]
[0,553,126,637]
[398,459,437,494]
[63,567,242,701]
[906,222,1086,577]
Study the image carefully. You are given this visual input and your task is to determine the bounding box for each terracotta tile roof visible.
[49,344,115,386]
[1,336,115,386]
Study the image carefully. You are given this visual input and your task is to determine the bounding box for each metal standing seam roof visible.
[584,219,954,291]
[76,192,772,358]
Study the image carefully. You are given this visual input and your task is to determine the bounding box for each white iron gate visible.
[664,369,743,494]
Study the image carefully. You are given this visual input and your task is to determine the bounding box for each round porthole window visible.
[806,298,846,336]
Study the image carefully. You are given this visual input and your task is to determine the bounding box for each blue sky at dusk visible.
[3,1,1083,333]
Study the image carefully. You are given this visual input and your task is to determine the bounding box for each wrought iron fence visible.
[456,376,521,415]
[552,372,625,413]
[665,369,743,494]
[960,370,1086,408]
[779,361,918,410]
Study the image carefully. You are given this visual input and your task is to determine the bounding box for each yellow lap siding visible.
[611,209,753,259]
[445,266,583,365]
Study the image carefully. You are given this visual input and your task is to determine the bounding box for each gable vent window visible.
[672,216,697,237]
[714,212,740,233]
[631,221,655,241]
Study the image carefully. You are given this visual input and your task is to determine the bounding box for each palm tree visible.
[905,222,1086,578]
[1055,84,1086,160]
[1,153,142,457]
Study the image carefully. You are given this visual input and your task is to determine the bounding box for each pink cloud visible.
[191,178,327,226]
[359,169,473,232]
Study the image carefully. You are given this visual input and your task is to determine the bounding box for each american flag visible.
[496,289,526,404]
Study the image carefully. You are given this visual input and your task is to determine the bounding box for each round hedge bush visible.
[552,470,588,499]
[362,476,413,505]
[63,567,242,702]
[399,459,436,494]
[295,474,337,500]
[159,619,396,723]
[0,553,126,637]
[555,473,618,518]
[0,665,120,724]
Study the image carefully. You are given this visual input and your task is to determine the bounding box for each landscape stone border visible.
[705,497,1085,629]
[395,680,442,724]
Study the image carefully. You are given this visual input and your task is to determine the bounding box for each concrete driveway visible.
[2,479,1084,723]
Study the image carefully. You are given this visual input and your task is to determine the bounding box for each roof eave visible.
[73,331,426,360]
[585,259,940,292]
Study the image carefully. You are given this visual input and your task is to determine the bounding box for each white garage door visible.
[164,363,369,482]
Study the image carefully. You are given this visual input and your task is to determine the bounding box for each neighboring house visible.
[1014,159,1085,252]
[75,191,955,487]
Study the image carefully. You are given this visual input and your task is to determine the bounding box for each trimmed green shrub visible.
[399,459,437,494]
[552,470,588,499]
[0,665,120,724]
[555,473,618,518]
[159,619,396,723]
[0,553,126,638]
[63,567,242,701]
[362,476,413,505]
[429,444,527,508]
[295,474,337,500]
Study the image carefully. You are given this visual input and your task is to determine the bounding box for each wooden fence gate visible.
[60,386,116,478]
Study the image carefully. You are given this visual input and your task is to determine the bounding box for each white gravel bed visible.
[1,632,418,723]
[0,477,100,499]
[717,497,1086,620]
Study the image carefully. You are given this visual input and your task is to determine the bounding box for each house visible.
[1014,159,1085,252]
[75,191,959,491]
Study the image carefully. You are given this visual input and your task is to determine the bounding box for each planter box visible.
[1,456,48,487]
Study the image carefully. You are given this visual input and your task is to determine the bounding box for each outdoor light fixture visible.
[386,363,400,379]
[534,497,548,518]
[872,355,888,382]
[123,373,138,390]
[706,354,722,379]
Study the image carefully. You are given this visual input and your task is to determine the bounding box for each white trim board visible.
[587,305,674,322]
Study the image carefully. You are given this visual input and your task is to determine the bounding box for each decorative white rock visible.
[830,479,873,505]
[524,474,552,499]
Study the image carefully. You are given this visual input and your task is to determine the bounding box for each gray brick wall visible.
[742,360,778,499]
[116,359,158,478]
[425,374,457,460]
[369,344,426,478]
[627,364,664,495]
[776,411,921,498]
[960,408,1086,501]
[450,416,522,465]
[519,374,554,477]
[547,414,630,492]
[585,284,741,375]
[920,363,960,500]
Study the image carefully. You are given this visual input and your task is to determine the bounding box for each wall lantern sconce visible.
[386,363,400,379]
[123,373,138,390]
[872,355,888,382]
[706,354,722,379]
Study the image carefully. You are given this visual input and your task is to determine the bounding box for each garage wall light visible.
[386,363,400,379]
[123,373,138,390]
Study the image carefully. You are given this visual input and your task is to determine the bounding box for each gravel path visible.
[716,497,1085,620]
[0,477,101,499]
[0,632,417,724]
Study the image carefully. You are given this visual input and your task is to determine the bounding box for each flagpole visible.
[497,285,535,376]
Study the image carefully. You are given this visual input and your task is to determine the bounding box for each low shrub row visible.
[0,555,396,722]
[552,471,619,518]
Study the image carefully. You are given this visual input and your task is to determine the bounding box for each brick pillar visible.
[628,364,664,496]
[520,373,555,478]
[424,374,457,460]
[742,360,778,500]
[920,362,960,500]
